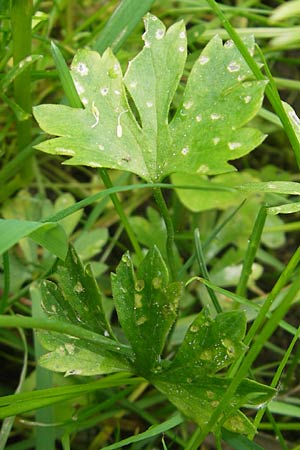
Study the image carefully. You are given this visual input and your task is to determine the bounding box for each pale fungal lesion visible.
[197,164,209,173]
[100,87,109,96]
[228,142,242,150]
[116,110,128,138]
[76,62,89,76]
[129,80,137,88]
[227,61,240,73]
[210,113,221,120]
[155,29,165,40]
[91,101,100,128]
[183,100,193,110]
[199,55,210,65]
[74,81,85,95]
[146,101,153,108]
[88,161,102,167]
[181,147,189,155]
[56,148,75,156]
[178,46,185,52]
[213,137,220,145]
[224,39,234,48]
[179,31,186,39]
[196,114,202,122]
[244,95,252,104]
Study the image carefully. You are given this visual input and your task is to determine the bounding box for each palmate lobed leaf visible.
[37,245,131,376]
[151,309,275,434]
[33,14,266,182]
[111,247,182,375]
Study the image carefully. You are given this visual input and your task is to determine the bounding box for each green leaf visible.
[38,246,131,376]
[0,54,42,91]
[38,332,131,376]
[33,15,266,182]
[111,247,182,375]
[222,429,265,450]
[151,310,275,434]
[0,219,67,260]
[171,171,257,212]
[43,245,112,336]
[93,0,155,53]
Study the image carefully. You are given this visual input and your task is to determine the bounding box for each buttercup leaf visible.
[33,14,266,182]
[111,247,182,375]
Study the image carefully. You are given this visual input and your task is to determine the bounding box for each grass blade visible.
[93,0,155,53]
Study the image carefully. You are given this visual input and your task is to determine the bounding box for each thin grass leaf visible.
[101,413,183,450]
[0,219,68,259]
[93,0,155,53]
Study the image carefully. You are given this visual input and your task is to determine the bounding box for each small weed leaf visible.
[39,246,111,337]
[38,245,132,376]
[33,14,266,182]
[111,246,182,375]
[38,332,131,376]
[151,309,275,434]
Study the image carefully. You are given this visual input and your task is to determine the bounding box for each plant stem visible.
[99,169,143,262]
[30,285,55,450]
[236,205,267,298]
[194,229,222,313]
[152,187,177,280]
[11,0,33,161]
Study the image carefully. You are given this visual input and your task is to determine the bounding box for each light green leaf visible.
[0,219,67,260]
[172,171,257,212]
[38,246,131,376]
[74,228,108,260]
[152,310,275,434]
[33,15,266,182]
[39,332,131,376]
[93,0,155,53]
[111,247,182,375]
[0,55,42,91]
[282,101,300,144]
[44,245,112,336]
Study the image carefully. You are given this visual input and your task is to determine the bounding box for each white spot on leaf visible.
[181,147,189,155]
[155,29,165,39]
[196,114,202,122]
[178,46,185,53]
[76,62,89,76]
[130,81,137,88]
[82,97,88,105]
[183,100,193,110]
[211,113,221,120]
[144,40,151,48]
[88,161,102,167]
[227,61,240,73]
[213,137,220,145]
[114,89,121,95]
[228,142,242,150]
[146,101,153,108]
[224,39,234,48]
[74,81,85,95]
[197,164,209,173]
[199,55,210,65]
[98,144,104,150]
[100,87,109,96]
[179,31,186,39]
[244,95,252,104]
